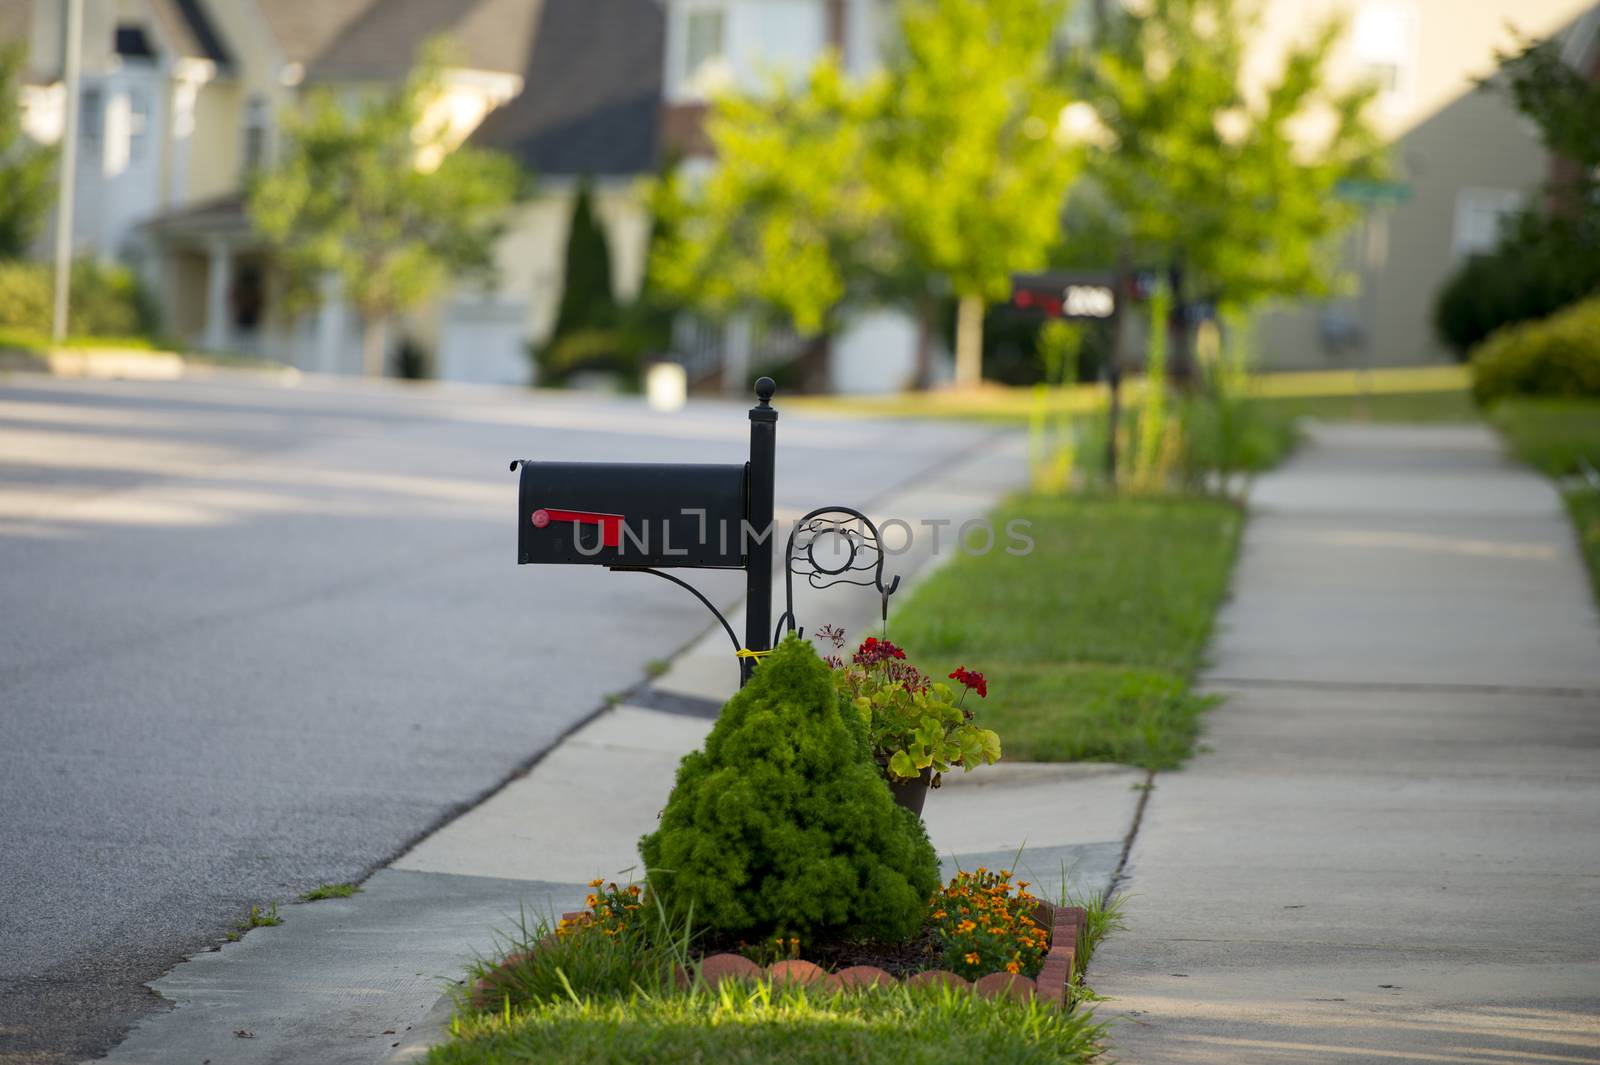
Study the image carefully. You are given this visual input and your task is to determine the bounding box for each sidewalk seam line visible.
[1204,675,1600,698]
[1111,768,1157,898]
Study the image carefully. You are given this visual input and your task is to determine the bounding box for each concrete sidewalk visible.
[1095,425,1600,1063]
[100,429,1147,1064]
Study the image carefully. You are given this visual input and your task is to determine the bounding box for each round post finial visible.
[754,377,777,407]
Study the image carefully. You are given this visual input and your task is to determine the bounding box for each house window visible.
[1353,2,1417,108]
[114,24,155,60]
[127,87,149,164]
[1453,188,1524,258]
[79,86,102,151]
[684,6,726,85]
[242,95,269,174]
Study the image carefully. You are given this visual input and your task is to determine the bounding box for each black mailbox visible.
[512,379,780,686]
[515,461,749,569]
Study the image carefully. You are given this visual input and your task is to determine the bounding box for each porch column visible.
[202,237,232,352]
[314,271,344,374]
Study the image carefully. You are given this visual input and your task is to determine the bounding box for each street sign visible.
[1334,179,1413,205]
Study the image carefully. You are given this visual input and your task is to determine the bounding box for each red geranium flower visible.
[948,667,987,698]
[853,636,908,666]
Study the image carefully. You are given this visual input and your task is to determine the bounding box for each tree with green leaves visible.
[652,59,886,341]
[0,45,57,259]
[1082,0,1382,357]
[249,43,522,375]
[655,0,1077,388]
[871,0,1080,387]
[1493,30,1600,202]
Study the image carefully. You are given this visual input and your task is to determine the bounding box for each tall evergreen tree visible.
[551,179,618,339]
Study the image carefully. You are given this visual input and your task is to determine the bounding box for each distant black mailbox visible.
[514,461,748,569]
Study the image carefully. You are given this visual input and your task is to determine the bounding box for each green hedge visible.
[1471,297,1600,405]
[0,259,157,338]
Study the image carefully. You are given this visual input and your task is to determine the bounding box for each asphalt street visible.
[0,372,999,1063]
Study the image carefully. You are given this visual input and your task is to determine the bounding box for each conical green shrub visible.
[640,635,940,943]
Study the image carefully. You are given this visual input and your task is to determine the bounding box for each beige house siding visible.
[186,80,242,201]
[491,182,651,347]
[1249,0,1595,368]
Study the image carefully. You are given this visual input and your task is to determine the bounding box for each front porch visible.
[138,194,368,374]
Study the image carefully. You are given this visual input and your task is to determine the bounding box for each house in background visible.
[658,0,1600,381]
[6,0,662,383]
[1250,0,1600,368]
[9,0,1597,386]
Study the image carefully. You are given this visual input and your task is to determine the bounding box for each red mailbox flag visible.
[532,508,625,549]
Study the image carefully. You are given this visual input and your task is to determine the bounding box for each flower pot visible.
[887,768,933,816]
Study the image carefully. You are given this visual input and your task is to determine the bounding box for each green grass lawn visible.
[1488,398,1600,602]
[788,365,1475,428]
[888,494,1242,769]
[431,985,1104,1065]
[1489,398,1600,476]
[1566,489,1600,604]
[0,326,158,353]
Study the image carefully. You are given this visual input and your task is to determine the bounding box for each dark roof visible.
[3,0,231,77]
[140,193,251,237]
[470,0,663,177]
[259,0,541,80]
[160,0,231,66]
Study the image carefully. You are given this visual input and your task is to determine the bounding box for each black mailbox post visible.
[512,378,780,686]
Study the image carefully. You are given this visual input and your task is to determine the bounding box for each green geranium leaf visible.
[887,749,918,780]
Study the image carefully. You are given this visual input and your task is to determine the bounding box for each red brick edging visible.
[477,900,1089,1008]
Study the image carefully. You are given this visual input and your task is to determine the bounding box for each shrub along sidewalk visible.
[889,494,1243,769]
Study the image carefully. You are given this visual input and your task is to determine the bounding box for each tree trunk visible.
[953,293,985,389]
[362,314,388,378]
[912,297,936,390]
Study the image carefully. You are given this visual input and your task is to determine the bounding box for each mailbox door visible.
[518,461,749,568]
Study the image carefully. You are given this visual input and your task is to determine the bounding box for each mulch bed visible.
[698,921,944,980]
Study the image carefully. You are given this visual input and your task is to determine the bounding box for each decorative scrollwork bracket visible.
[774,506,901,643]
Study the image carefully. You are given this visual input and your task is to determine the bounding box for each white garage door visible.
[438,300,531,386]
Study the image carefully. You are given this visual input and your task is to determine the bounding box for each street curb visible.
[383,991,458,1063]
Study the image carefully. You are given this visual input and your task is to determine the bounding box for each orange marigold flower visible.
[957,920,977,933]
[1006,961,1021,974]
[965,952,981,965]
